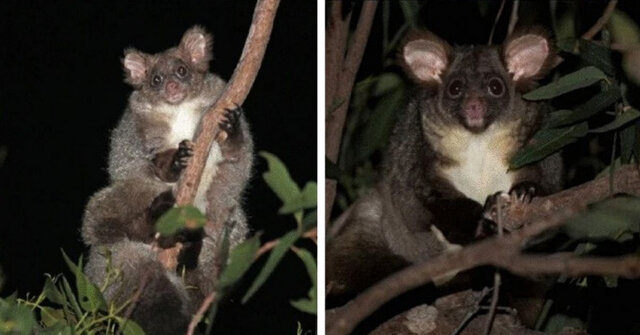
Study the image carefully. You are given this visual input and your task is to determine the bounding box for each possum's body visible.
[327,29,562,298]
[81,26,253,334]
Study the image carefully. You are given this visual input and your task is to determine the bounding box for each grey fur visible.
[81,26,253,333]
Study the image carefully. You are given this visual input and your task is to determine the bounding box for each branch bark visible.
[327,165,640,335]
[175,0,280,206]
[325,0,378,224]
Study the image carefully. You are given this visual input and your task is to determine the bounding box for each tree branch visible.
[581,0,618,40]
[325,0,378,224]
[186,292,217,335]
[175,0,280,206]
[327,165,640,335]
[507,0,519,36]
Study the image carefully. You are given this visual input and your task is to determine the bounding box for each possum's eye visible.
[488,77,505,97]
[151,74,163,87]
[447,79,464,98]
[176,65,188,78]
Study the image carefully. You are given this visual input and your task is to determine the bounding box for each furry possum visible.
[327,28,562,325]
[81,26,253,334]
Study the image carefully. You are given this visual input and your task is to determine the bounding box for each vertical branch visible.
[175,0,280,206]
[488,0,507,45]
[325,0,378,224]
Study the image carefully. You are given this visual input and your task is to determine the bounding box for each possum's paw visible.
[171,140,194,172]
[478,182,539,237]
[220,105,242,139]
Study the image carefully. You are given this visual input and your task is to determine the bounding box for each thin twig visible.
[325,1,378,224]
[187,292,218,335]
[488,0,507,45]
[507,0,519,36]
[581,0,618,40]
[484,195,506,335]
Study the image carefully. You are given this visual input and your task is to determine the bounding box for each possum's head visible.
[122,26,213,105]
[399,29,554,132]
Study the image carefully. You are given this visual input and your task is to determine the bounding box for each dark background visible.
[0,1,316,333]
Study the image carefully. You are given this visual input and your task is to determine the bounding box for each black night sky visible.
[0,1,316,333]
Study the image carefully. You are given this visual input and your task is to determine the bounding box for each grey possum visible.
[81,26,253,334]
[327,28,562,302]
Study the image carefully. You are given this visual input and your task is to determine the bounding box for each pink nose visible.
[166,81,178,92]
[464,97,486,119]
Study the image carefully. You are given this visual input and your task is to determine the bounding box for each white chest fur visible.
[437,124,516,204]
[158,101,224,213]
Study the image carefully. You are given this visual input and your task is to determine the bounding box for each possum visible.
[326,28,562,305]
[81,26,253,334]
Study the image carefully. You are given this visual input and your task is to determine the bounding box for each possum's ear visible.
[398,30,451,85]
[123,49,148,87]
[179,25,213,71]
[503,28,555,88]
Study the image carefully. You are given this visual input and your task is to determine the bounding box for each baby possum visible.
[327,28,562,300]
[81,26,253,334]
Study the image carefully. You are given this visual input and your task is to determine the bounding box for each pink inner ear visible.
[403,40,447,83]
[505,35,549,81]
[124,54,146,82]
[183,34,207,64]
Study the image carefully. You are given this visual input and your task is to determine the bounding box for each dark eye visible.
[151,75,163,87]
[176,66,188,78]
[447,79,464,98]
[488,77,505,97]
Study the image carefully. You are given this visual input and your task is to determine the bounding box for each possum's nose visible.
[166,80,179,93]
[464,97,486,120]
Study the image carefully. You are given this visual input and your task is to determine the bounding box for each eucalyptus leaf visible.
[510,123,588,168]
[578,39,616,76]
[550,86,621,127]
[40,322,74,335]
[609,10,640,47]
[217,234,261,290]
[590,108,640,133]
[0,303,38,335]
[562,197,640,240]
[39,307,64,328]
[242,229,300,303]
[61,251,106,313]
[302,210,317,233]
[398,0,419,27]
[279,182,317,214]
[155,205,207,236]
[116,317,146,335]
[260,152,301,205]
[620,121,637,163]
[523,67,608,100]
[42,275,65,306]
[289,248,317,314]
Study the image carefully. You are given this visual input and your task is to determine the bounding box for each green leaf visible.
[260,152,301,205]
[549,86,621,127]
[39,307,64,328]
[620,121,637,163]
[523,67,608,100]
[543,313,585,333]
[346,87,404,168]
[554,10,577,52]
[60,276,82,318]
[372,73,403,97]
[510,123,589,168]
[302,210,317,233]
[562,196,640,240]
[279,182,317,214]
[155,205,206,236]
[590,108,640,133]
[0,303,38,335]
[289,248,317,315]
[242,229,301,303]
[477,0,490,17]
[40,322,74,335]
[116,317,146,335]
[623,47,640,85]
[217,234,261,290]
[609,9,640,47]
[578,39,616,76]
[42,275,66,306]
[61,250,106,313]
